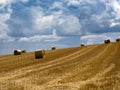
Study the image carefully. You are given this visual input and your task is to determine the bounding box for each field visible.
[0,42,120,90]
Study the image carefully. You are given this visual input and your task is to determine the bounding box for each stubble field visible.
[0,42,120,90]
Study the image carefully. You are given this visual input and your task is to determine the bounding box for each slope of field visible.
[0,42,120,90]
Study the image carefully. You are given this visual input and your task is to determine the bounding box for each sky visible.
[0,0,120,55]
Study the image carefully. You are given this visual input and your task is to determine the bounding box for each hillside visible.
[0,42,120,90]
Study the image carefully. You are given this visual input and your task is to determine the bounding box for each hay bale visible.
[80,44,84,46]
[21,50,26,53]
[14,50,22,55]
[51,46,56,50]
[116,38,120,42]
[104,39,110,44]
[35,50,45,59]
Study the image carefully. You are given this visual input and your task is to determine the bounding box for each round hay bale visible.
[116,38,120,42]
[14,50,22,55]
[80,44,84,46]
[104,39,110,44]
[35,50,45,59]
[21,50,26,53]
[51,46,56,50]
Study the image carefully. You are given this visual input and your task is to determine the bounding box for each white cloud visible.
[57,15,81,35]
[110,22,120,28]
[49,2,65,10]
[27,5,82,36]
[0,33,14,42]
[0,12,13,42]
[0,0,13,5]
[112,0,120,20]
[0,0,15,10]
[67,0,97,6]
[1,0,120,55]
[68,0,80,6]
[104,0,120,27]
[0,0,20,42]
[90,11,111,27]
[80,32,120,45]
[0,0,13,4]
[24,6,55,35]
[1,0,120,43]
[0,13,10,22]
[0,0,29,9]
[33,14,55,33]
[80,34,108,45]
[19,29,63,42]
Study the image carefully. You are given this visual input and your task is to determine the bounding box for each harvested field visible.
[0,42,120,90]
